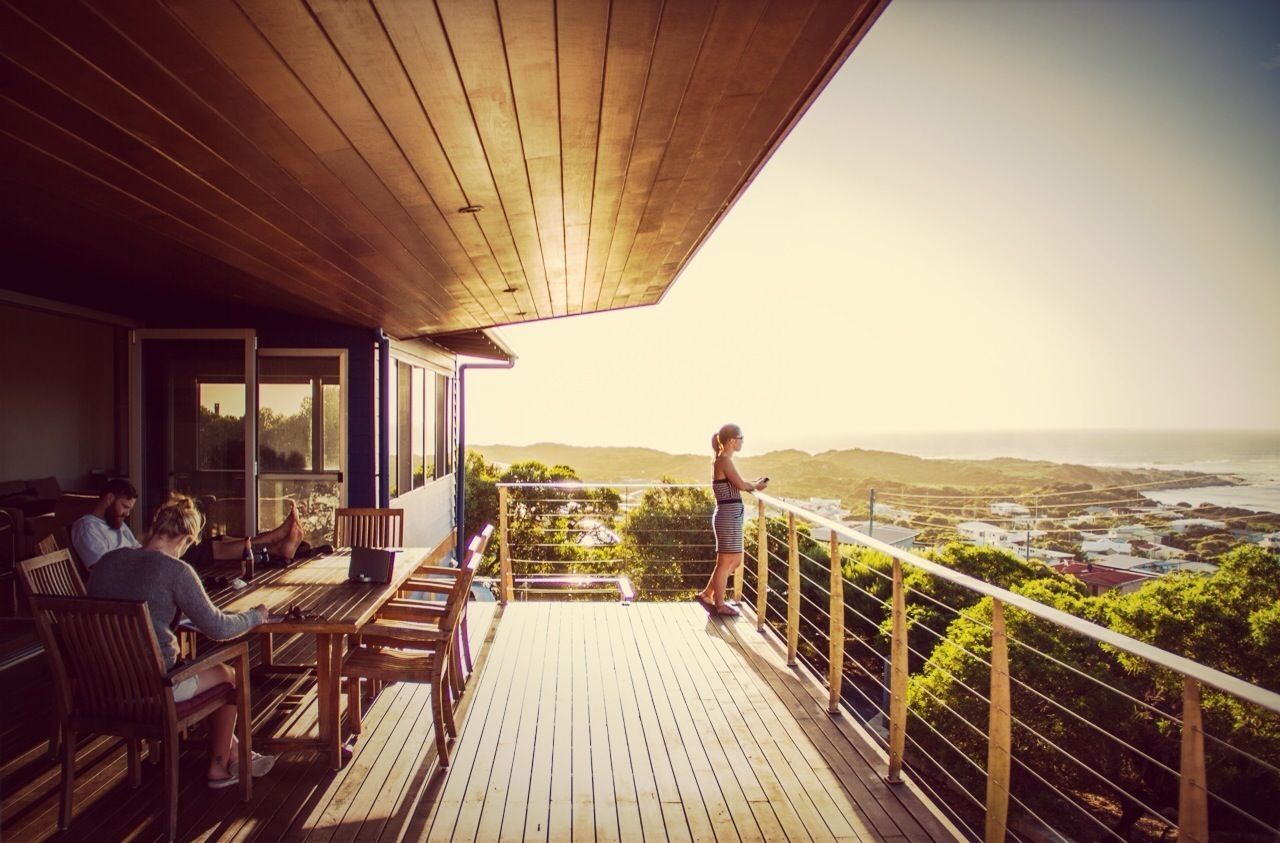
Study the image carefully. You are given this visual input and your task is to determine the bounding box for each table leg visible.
[314,633,331,761]
[261,632,274,668]
[328,634,346,770]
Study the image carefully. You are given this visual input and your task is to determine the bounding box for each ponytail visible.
[712,424,741,457]
[150,493,204,542]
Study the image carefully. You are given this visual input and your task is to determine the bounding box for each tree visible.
[618,481,715,596]
[463,450,501,570]
[907,546,1280,838]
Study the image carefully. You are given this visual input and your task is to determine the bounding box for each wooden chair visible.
[377,525,493,699]
[334,508,404,548]
[17,550,85,759]
[342,543,483,769]
[35,531,61,556]
[32,596,252,840]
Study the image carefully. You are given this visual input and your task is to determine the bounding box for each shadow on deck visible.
[0,602,956,842]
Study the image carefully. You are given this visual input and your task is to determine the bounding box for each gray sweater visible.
[87,548,263,670]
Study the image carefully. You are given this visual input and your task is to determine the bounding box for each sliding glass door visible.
[257,350,346,546]
[129,330,257,540]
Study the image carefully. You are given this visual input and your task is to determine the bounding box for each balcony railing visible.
[492,482,1280,842]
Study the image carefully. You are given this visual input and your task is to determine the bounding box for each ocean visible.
[798,429,1280,514]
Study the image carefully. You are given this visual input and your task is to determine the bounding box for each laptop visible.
[348,546,398,584]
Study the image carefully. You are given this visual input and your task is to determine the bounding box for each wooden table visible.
[210,545,442,769]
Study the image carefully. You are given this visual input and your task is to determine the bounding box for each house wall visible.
[392,474,455,550]
[0,302,120,489]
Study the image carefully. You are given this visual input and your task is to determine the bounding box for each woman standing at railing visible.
[698,424,767,616]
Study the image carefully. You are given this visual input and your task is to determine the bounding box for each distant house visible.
[842,521,919,551]
[1163,560,1219,575]
[876,505,915,522]
[1000,530,1047,547]
[1082,537,1132,556]
[1092,553,1160,571]
[576,520,621,548]
[780,497,848,521]
[990,502,1030,517]
[1259,532,1280,551]
[1168,518,1227,533]
[1052,562,1152,596]
[1132,541,1188,561]
[1082,505,1113,517]
[1026,548,1075,563]
[957,521,1008,546]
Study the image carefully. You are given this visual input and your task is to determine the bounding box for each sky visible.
[466,0,1280,456]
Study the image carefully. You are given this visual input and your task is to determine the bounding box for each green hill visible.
[472,442,1221,504]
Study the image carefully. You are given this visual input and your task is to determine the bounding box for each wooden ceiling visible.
[0,0,887,339]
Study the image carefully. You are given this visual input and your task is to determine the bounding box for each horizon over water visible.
[793,428,1280,514]
[791,428,1280,475]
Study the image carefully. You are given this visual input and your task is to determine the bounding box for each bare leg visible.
[208,504,299,561]
[699,553,738,605]
[712,552,744,608]
[181,663,238,781]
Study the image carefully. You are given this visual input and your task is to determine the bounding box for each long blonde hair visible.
[711,424,742,456]
[149,493,204,543]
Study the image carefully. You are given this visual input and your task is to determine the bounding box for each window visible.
[197,382,246,471]
[388,357,451,498]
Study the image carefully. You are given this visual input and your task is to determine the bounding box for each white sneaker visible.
[230,751,276,778]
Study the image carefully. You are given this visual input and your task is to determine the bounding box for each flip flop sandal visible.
[207,771,240,790]
[713,605,740,617]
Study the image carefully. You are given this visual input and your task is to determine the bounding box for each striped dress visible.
[711,476,744,553]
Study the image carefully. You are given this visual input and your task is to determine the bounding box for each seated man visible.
[73,480,305,572]
[70,478,140,569]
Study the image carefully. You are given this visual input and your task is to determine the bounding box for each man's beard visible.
[105,510,124,530]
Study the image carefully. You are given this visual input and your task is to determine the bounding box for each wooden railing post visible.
[887,557,908,783]
[756,500,768,631]
[1179,677,1209,843]
[984,599,1012,843]
[786,512,799,666]
[498,486,512,604]
[732,511,744,604]
[828,532,844,714]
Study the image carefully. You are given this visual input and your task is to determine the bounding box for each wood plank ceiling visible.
[0,0,888,340]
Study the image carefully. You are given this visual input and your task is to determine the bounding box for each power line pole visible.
[868,488,876,538]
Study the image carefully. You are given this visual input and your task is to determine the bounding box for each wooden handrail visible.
[751,491,1280,715]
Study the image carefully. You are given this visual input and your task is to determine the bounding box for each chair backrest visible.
[32,596,169,726]
[335,508,405,548]
[35,532,60,556]
[474,523,495,559]
[440,546,484,635]
[17,549,85,605]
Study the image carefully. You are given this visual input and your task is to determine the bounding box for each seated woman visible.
[87,493,274,789]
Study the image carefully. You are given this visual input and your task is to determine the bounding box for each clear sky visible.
[466,0,1280,456]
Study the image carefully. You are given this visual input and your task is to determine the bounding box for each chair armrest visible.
[377,601,446,624]
[360,620,448,645]
[381,598,445,615]
[165,640,250,685]
[413,565,460,578]
[399,580,451,595]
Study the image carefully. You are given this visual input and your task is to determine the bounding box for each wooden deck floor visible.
[0,602,956,842]
[417,603,957,842]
